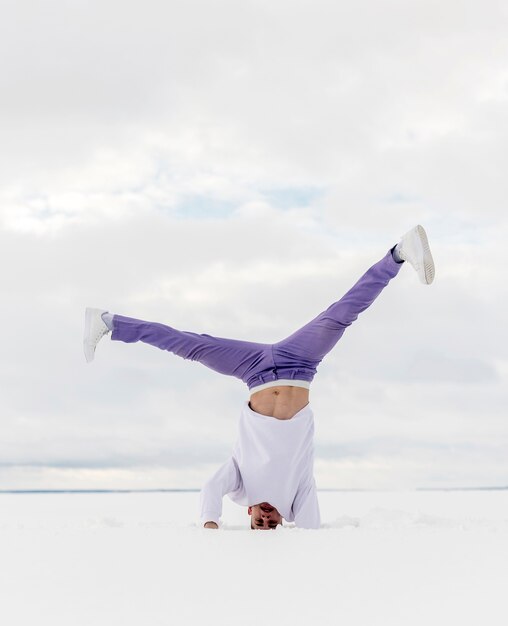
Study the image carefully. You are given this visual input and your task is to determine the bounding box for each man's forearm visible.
[200,458,239,528]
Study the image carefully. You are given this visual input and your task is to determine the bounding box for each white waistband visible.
[249,379,311,394]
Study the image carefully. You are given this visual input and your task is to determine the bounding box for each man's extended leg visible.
[84,309,273,383]
[272,249,402,370]
[272,224,435,373]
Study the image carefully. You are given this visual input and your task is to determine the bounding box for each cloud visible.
[0,0,507,489]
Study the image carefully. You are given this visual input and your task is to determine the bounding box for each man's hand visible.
[204,521,219,529]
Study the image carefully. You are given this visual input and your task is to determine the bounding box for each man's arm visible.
[292,478,321,529]
[200,457,240,529]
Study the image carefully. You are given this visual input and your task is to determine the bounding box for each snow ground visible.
[1,490,507,626]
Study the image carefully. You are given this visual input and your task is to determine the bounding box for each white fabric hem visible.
[249,379,311,394]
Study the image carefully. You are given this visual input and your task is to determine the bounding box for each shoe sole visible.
[83,307,97,362]
[415,225,435,285]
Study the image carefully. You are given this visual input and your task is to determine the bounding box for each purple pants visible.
[111,250,402,390]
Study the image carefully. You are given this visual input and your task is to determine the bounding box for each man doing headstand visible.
[84,225,435,530]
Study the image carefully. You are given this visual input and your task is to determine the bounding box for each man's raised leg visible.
[273,225,435,367]
[83,309,272,383]
[272,249,402,366]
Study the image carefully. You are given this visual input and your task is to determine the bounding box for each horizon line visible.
[0,486,507,494]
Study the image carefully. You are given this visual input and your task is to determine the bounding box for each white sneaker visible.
[84,308,110,362]
[397,225,435,285]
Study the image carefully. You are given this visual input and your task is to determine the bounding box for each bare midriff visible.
[249,386,310,420]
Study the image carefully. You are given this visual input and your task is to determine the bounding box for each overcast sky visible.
[1,0,507,490]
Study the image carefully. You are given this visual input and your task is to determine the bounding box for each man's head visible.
[248,502,283,530]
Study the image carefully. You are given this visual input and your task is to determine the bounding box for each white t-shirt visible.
[199,401,320,529]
